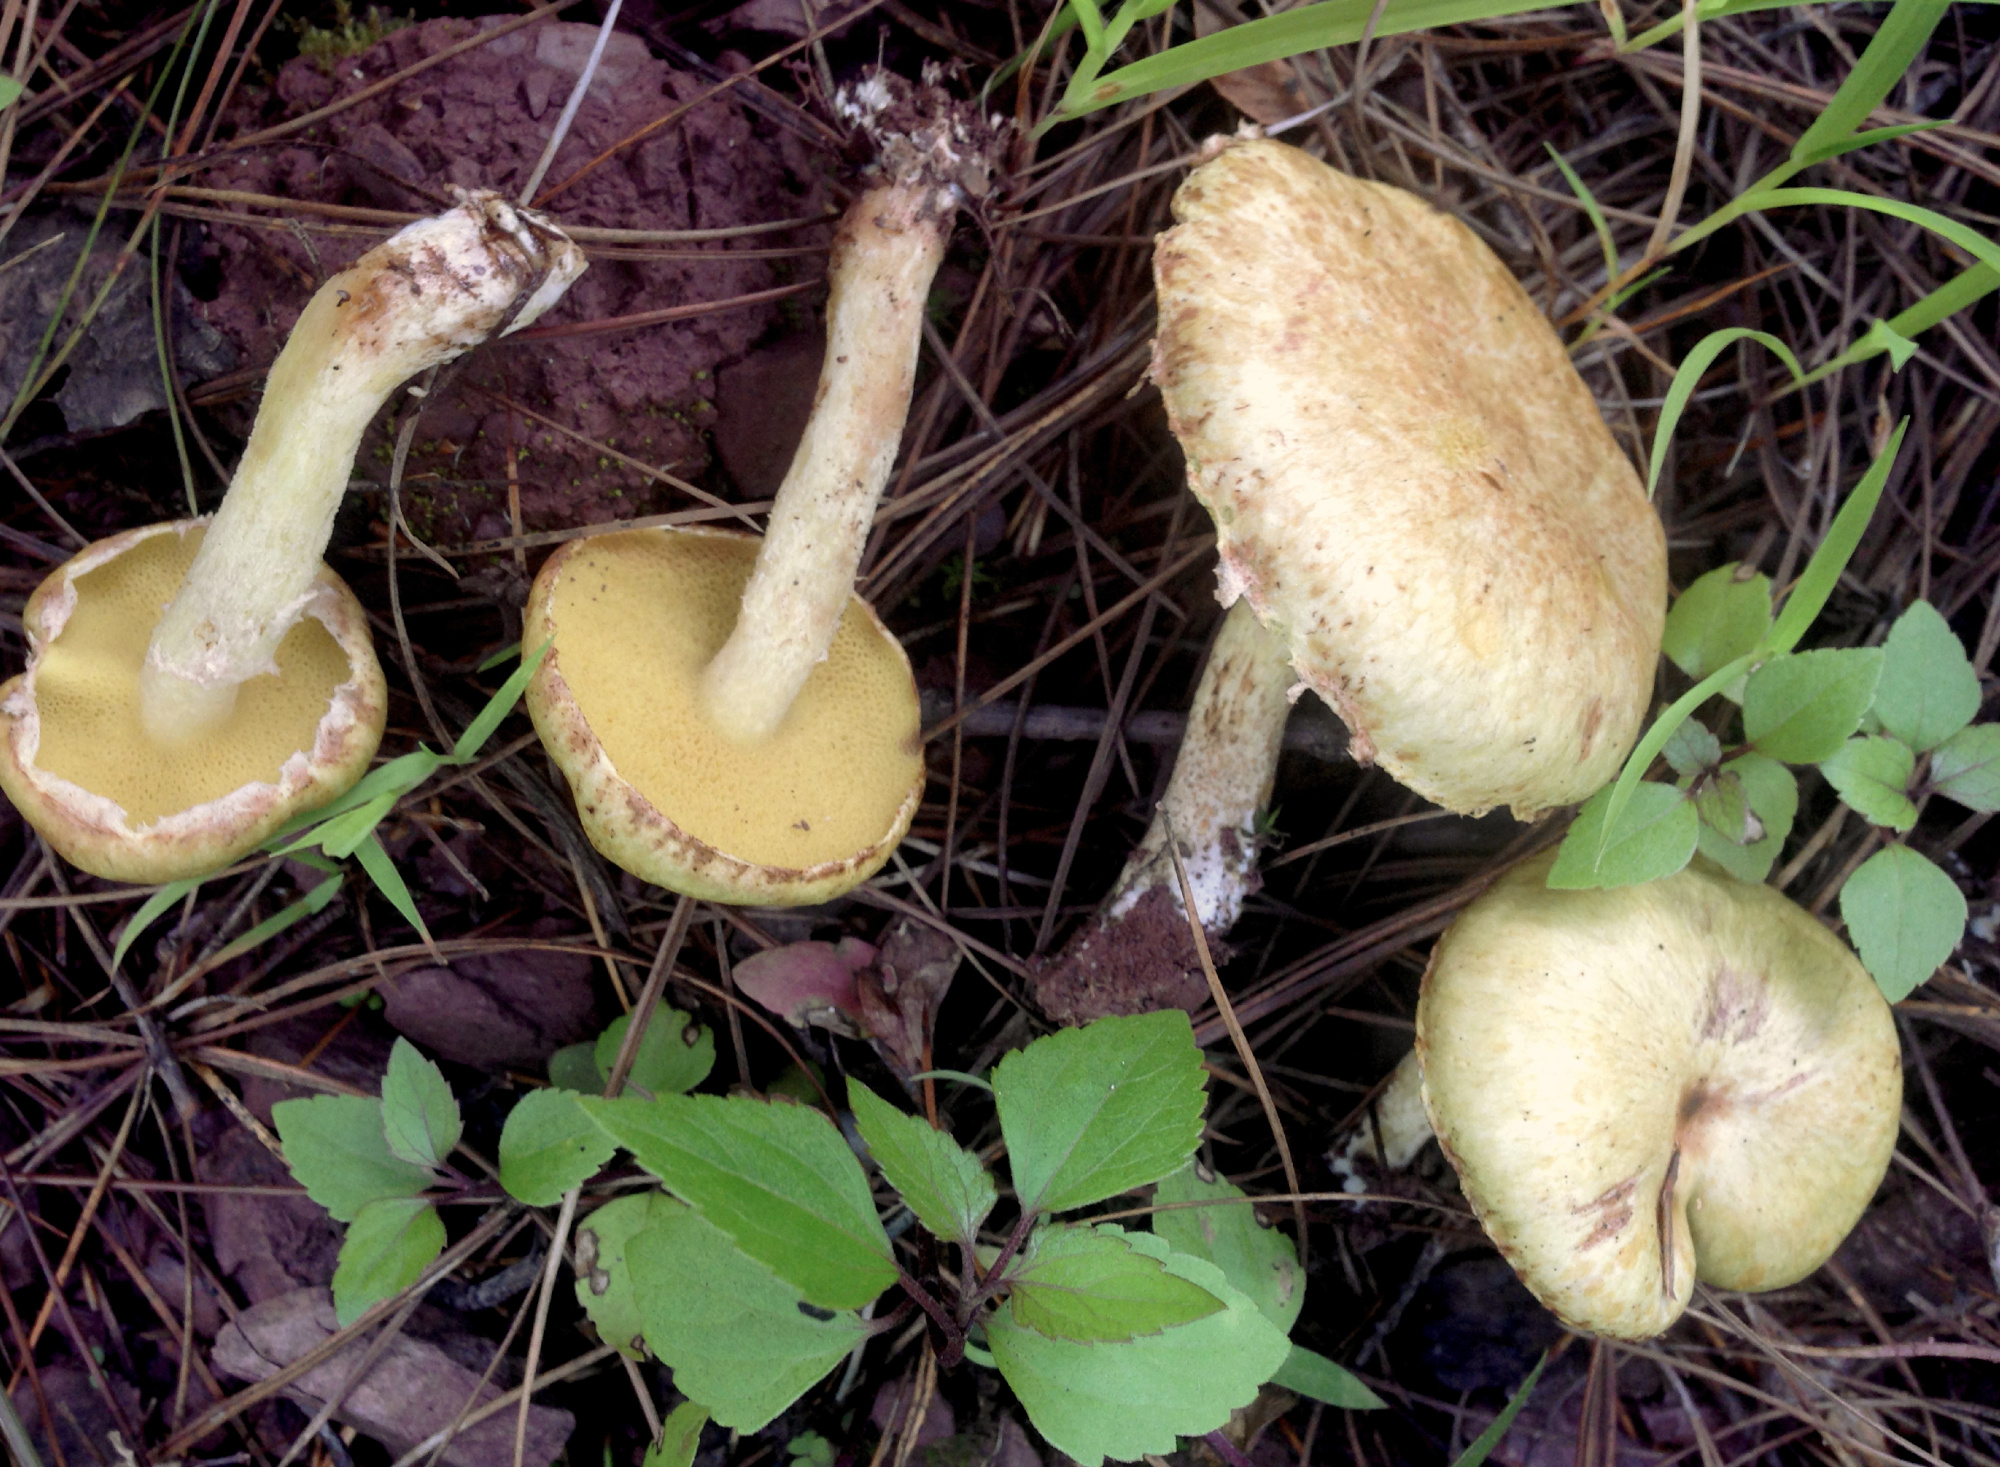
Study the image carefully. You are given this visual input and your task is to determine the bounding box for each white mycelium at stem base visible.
[698,184,949,745]
[1108,598,1295,933]
[138,192,584,741]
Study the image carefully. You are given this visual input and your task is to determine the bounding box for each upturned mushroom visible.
[526,71,999,905]
[1417,852,1901,1339]
[0,193,584,883]
[1036,136,1667,1021]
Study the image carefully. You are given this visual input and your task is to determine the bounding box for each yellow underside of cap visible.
[32,527,355,826]
[541,529,923,882]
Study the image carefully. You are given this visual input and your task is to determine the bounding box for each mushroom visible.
[1417,851,1901,1339]
[525,72,998,905]
[0,193,584,883]
[1036,136,1667,1021]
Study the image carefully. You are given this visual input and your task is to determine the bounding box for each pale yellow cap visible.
[1153,139,1667,819]
[1417,852,1901,1339]
[525,527,924,906]
[0,522,386,884]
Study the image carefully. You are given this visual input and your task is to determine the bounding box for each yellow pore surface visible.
[32,528,352,826]
[549,531,922,871]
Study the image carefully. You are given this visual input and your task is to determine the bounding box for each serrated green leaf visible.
[581,1093,893,1311]
[1661,720,1723,778]
[1840,846,1966,1002]
[848,1081,995,1247]
[1821,737,1918,831]
[1743,648,1884,763]
[332,1197,444,1327]
[500,1089,618,1206]
[629,1203,864,1431]
[272,1095,431,1222]
[1007,1223,1225,1342]
[1152,1164,1301,1334]
[988,1229,1290,1467]
[548,1042,605,1093]
[1270,1346,1385,1409]
[595,1009,715,1099]
[1692,771,1754,844]
[644,1402,710,1467]
[1662,565,1773,681]
[1695,754,1797,884]
[1930,724,2000,811]
[1874,601,1981,751]
[996,1011,1206,1217]
[380,1038,459,1169]
[1547,782,1698,890]
[574,1191,682,1359]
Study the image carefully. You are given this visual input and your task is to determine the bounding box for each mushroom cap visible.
[1152,140,1667,819]
[1416,853,1901,1340]
[525,527,924,906]
[0,522,386,884]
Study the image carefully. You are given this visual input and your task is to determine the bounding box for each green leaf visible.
[379,1038,460,1169]
[500,1089,618,1206]
[1786,0,1952,170]
[1007,1223,1226,1342]
[847,1081,996,1248]
[1547,782,1698,890]
[1648,335,1803,499]
[112,877,202,972]
[1661,565,1773,681]
[198,874,343,971]
[331,1197,444,1327]
[1661,720,1723,779]
[628,1203,864,1432]
[0,77,23,111]
[1450,1353,1549,1467]
[1840,845,1966,1002]
[1874,601,1981,751]
[1764,421,1906,656]
[452,639,550,762]
[594,1010,715,1099]
[644,1402,710,1467]
[1691,770,1754,844]
[988,1228,1290,1467]
[581,1093,894,1311]
[1270,1346,1385,1410]
[1152,1164,1301,1334]
[1930,724,2000,811]
[272,1095,431,1222]
[575,1191,682,1359]
[1695,754,1797,884]
[1545,145,1617,284]
[1799,267,1998,387]
[1592,652,1757,866]
[1821,737,1918,831]
[1742,648,1884,764]
[995,1011,1207,1216]
[548,1042,605,1093]
[354,832,432,945]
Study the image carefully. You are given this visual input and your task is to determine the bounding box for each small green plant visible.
[293,0,411,73]
[276,1010,1385,1463]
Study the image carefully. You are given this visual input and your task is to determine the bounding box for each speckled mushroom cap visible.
[525,527,925,905]
[1152,139,1667,819]
[0,522,386,884]
[1417,852,1901,1340]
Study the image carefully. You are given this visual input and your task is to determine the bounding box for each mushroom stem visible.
[1109,598,1295,933]
[1330,1048,1433,1190]
[138,193,583,743]
[699,184,950,745]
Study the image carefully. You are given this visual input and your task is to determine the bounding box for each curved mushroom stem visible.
[138,192,584,744]
[699,184,950,745]
[1108,598,1295,933]
[1330,1048,1433,1191]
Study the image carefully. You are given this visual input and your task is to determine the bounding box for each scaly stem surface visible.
[139,194,582,741]
[700,183,949,744]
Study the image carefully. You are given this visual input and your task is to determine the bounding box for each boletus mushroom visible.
[0,193,583,883]
[1417,852,1901,1339]
[526,72,999,905]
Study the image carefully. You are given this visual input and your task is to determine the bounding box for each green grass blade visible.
[1546,145,1618,283]
[1791,119,1952,170]
[1788,0,1951,165]
[201,874,344,970]
[1763,419,1908,655]
[1647,329,1803,497]
[1067,0,1108,54]
[1450,1354,1549,1467]
[1797,265,1999,387]
[1061,0,1590,119]
[112,878,204,972]
[354,832,433,945]
[261,748,444,851]
[1593,654,1755,867]
[1742,189,2000,278]
[451,639,550,763]
[1625,0,1797,54]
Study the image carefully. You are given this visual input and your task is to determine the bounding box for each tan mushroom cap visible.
[1152,140,1667,819]
[0,522,386,884]
[525,527,924,906]
[1417,853,1901,1340]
